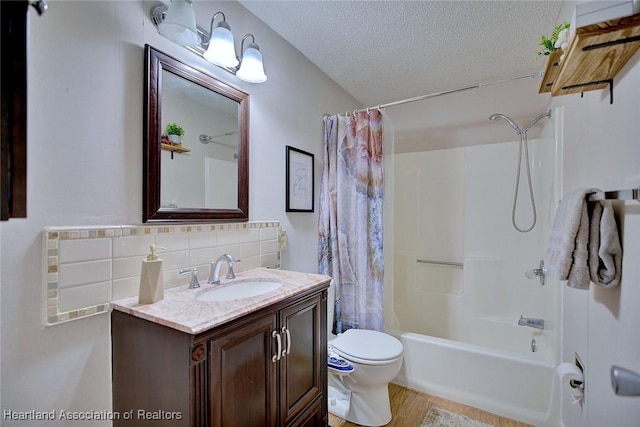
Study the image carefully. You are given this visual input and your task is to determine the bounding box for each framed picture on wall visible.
[285,145,314,212]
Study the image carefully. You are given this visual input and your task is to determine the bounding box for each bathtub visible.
[388,329,556,426]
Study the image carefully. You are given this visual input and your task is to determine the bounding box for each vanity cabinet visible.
[112,286,328,427]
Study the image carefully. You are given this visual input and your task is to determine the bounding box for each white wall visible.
[0,0,358,424]
[549,23,640,427]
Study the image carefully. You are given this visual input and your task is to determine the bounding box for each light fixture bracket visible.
[150,4,167,26]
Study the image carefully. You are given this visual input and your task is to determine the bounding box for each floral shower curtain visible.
[318,110,385,333]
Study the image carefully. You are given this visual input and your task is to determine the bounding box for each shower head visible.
[489,113,520,132]
[524,110,552,130]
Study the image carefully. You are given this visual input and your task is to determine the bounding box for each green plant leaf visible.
[535,21,570,56]
[164,122,185,136]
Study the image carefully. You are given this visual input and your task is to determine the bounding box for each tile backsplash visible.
[44,221,281,326]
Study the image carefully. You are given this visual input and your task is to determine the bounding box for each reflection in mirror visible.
[144,45,249,222]
[161,70,238,209]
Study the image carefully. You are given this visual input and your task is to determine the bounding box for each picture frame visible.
[285,145,314,212]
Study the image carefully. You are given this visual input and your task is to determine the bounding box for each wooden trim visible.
[1,1,29,220]
[538,49,563,94]
[191,343,209,427]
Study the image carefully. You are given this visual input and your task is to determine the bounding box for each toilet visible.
[327,282,404,426]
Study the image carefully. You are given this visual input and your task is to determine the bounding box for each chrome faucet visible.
[208,254,241,284]
[525,260,547,286]
[518,316,544,330]
[179,267,200,289]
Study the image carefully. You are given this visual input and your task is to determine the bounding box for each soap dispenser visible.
[139,244,164,304]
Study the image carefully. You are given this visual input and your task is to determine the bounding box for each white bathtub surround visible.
[43,221,281,326]
[390,136,560,356]
[389,116,562,425]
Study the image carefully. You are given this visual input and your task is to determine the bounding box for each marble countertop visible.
[111,268,331,335]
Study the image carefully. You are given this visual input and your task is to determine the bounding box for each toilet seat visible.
[331,329,403,365]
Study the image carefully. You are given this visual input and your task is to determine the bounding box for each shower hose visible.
[512,129,536,233]
[489,110,550,232]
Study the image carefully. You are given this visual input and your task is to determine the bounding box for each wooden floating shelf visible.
[539,13,640,97]
[538,49,563,93]
[160,143,190,154]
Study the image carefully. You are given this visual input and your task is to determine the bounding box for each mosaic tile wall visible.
[44,221,282,326]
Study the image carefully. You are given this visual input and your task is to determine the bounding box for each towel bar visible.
[417,259,464,268]
[587,188,640,202]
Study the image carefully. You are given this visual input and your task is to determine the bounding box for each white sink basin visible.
[196,280,282,302]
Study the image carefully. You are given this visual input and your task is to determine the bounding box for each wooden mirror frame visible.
[143,45,249,223]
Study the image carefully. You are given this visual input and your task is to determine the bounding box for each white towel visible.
[546,188,602,289]
[589,201,622,288]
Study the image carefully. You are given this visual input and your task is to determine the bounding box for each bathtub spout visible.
[518,316,544,330]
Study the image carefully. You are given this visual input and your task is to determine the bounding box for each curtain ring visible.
[344,111,349,117]
[353,109,357,116]
[377,104,382,112]
[366,106,370,113]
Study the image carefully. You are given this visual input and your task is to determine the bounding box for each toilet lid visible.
[331,329,403,364]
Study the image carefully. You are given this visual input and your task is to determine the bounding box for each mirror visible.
[144,44,249,222]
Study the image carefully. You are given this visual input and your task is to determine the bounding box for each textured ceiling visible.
[238,0,568,150]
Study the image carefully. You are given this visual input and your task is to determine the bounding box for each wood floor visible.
[328,383,533,427]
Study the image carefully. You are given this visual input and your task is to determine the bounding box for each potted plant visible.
[164,122,185,146]
[536,21,571,57]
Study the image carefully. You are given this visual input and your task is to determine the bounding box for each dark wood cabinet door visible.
[286,396,324,427]
[279,294,324,425]
[208,312,278,427]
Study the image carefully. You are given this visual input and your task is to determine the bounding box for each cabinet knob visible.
[191,344,206,363]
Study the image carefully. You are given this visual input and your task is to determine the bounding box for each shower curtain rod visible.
[335,71,545,117]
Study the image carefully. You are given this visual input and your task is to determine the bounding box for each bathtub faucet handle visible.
[525,260,547,286]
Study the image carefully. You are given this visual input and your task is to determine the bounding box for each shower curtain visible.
[318,110,385,333]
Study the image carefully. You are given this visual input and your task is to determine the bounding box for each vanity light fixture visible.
[150,1,267,84]
[153,0,200,47]
[203,12,239,68]
[236,34,268,83]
